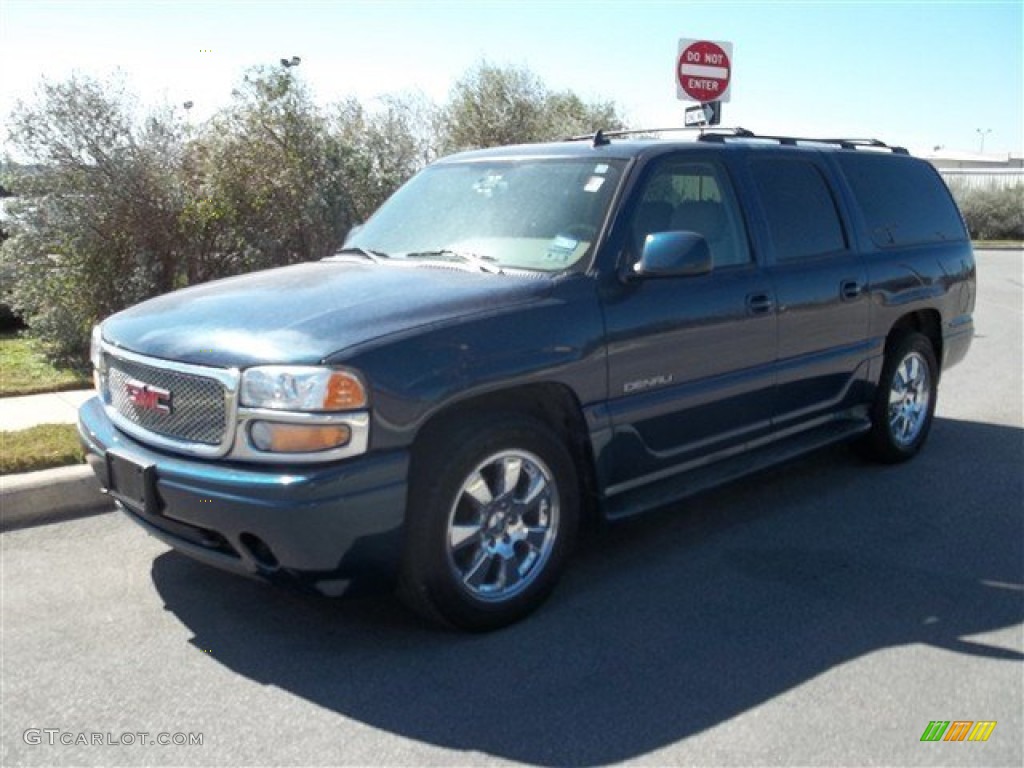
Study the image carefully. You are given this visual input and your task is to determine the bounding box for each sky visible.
[1,0,1022,157]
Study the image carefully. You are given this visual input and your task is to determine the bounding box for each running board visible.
[603,418,871,520]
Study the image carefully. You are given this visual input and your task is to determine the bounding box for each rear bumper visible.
[78,396,409,595]
[942,314,974,371]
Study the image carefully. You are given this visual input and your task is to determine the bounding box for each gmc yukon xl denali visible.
[79,129,976,630]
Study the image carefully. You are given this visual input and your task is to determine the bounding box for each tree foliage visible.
[1,76,187,362]
[331,92,441,222]
[181,65,353,281]
[0,61,628,363]
[443,62,625,151]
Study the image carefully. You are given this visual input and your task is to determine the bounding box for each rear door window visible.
[749,157,847,261]
[835,153,967,247]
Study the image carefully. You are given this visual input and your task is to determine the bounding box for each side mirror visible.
[632,231,712,279]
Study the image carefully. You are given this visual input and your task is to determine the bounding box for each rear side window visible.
[836,153,967,247]
[749,157,847,261]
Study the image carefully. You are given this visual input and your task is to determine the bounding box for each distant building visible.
[922,150,1024,190]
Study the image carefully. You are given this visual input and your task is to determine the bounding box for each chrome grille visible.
[105,353,227,446]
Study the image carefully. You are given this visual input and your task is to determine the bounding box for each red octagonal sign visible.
[677,39,732,103]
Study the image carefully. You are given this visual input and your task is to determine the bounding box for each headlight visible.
[240,366,367,412]
[90,325,104,370]
[90,325,105,395]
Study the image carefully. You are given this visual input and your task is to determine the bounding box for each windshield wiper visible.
[403,249,504,274]
[329,247,390,264]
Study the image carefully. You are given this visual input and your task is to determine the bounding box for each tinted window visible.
[632,160,751,267]
[836,153,967,247]
[750,157,846,261]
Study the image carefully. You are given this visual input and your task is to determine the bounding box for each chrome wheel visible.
[887,350,931,447]
[445,449,560,602]
[859,332,938,464]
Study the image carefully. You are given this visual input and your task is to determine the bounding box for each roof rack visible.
[697,132,909,154]
[566,127,908,154]
[566,126,753,147]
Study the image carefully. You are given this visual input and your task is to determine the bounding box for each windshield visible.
[345,157,626,272]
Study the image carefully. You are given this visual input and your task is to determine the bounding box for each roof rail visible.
[565,126,754,143]
[697,132,909,154]
[564,127,909,154]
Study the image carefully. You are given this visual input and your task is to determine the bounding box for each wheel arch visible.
[409,383,600,525]
[887,309,942,369]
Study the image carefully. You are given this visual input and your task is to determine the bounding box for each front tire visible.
[860,332,938,463]
[399,414,580,631]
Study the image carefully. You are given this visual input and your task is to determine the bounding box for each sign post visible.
[676,39,733,104]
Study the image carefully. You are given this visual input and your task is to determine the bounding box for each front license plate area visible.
[106,452,155,513]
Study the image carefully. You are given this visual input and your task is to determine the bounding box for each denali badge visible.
[623,374,674,394]
[125,379,173,415]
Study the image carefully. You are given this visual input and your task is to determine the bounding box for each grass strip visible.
[0,332,91,397]
[1,423,84,475]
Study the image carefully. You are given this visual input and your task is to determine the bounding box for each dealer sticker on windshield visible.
[546,235,579,262]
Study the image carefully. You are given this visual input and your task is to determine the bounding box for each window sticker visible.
[594,163,610,175]
[584,176,605,193]
[472,172,507,198]
[546,235,579,262]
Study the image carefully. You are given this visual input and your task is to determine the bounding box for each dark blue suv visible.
[79,130,976,630]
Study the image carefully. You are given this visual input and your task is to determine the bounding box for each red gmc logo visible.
[125,379,172,415]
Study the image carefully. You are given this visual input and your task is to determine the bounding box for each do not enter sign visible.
[677,39,733,103]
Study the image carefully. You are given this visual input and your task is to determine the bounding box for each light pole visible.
[976,128,991,153]
[181,101,195,136]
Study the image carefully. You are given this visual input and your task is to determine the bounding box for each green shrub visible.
[949,183,1024,241]
[1,76,189,364]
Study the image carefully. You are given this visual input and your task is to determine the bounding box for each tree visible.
[0,75,188,362]
[442,62,627,152]
[330,91,441,223]
[184,65,353,279]
[544,90,626,139]
[0,61,631,363]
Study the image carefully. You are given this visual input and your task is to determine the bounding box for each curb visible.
[0,464,110,531]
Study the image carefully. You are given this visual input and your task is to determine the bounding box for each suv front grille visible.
[105,353,227,446]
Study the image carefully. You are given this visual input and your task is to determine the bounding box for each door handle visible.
[840,279,863,300]
[746,292,774,315]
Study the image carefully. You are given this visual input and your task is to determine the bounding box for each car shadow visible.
[151,416,1023,765]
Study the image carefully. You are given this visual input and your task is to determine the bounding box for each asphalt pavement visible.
[1,250,1021,766]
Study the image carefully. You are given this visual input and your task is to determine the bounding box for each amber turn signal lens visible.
[249,422,351,453]
[324,372,367,410]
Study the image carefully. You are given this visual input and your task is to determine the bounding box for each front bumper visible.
[78,396,409,595]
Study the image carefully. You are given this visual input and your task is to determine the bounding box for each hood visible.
[102,261,550,367]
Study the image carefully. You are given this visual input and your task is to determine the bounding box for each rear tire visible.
[399,413,579,631]
[859,332,938,463]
